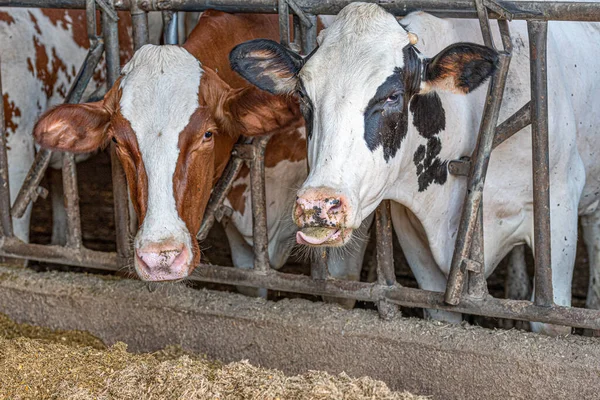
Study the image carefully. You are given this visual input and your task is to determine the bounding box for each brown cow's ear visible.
[222,86,302,137]
[33,101,111,153]
[422,43,499,95]
[33,82,120,153]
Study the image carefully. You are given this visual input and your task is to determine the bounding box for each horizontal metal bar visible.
[0,236,118,271]
[188,264,600,330]
[2,0,600,22]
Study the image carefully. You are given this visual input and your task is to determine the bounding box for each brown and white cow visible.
[33,11,370,286]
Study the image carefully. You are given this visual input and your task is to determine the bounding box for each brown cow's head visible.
[34,45,300,281]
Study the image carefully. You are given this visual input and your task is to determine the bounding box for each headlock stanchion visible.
[2,0,600,330]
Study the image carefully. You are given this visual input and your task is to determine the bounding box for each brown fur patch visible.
[0,11,14,25]
[265,127,306,168]
[227,183,248,215]
[3,94,22,135]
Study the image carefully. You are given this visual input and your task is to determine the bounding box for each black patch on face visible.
[298,80,314,140]
[409,92,446,138]
[413,137,448,192]
[363,47,422,162]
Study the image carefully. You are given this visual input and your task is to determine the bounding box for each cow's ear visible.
[229,39,303,95]
[221,86,301,137]
[422,43,498,94]
[33,101,111,153]
[34,83,119,153]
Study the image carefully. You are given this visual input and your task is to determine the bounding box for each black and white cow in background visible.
[231,2,600,335]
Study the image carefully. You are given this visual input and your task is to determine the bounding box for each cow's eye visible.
[204,131,213,139]
[386,94,400,103]
[112,137,118,144]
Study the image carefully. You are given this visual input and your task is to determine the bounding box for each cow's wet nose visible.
[135,241,190,281]
[294,189,348,228]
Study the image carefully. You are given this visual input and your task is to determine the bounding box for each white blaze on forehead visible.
[120,44,202,248]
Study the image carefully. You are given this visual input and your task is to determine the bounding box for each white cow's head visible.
[230,3,498,247]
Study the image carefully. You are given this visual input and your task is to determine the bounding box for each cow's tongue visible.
[296,227,338,245]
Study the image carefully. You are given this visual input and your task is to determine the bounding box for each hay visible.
[0,314,425,400]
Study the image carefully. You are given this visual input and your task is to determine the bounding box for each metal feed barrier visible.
[1,0,600,329]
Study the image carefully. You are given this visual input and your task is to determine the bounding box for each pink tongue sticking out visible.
[296,227,338,245]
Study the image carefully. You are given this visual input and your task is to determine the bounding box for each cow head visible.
[230,3,498,247]
[34,44,299,280]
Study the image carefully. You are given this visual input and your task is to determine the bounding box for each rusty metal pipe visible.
[375,200,398,319]
[444,51,512,305]
[528,20,553,308]
[61,153,83,249]
[0,57,13,237]
[493,101,531,149]
[249,136,271,273]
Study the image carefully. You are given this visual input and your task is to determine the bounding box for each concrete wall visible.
[0,265,598,399]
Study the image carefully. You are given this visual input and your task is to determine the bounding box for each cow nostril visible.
[328,198,342,213]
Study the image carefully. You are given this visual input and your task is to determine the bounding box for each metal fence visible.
[2,0,600,330]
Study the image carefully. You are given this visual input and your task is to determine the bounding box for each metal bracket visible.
[448,157,472,177]
[483,0,515,20]
[462,258,483,273]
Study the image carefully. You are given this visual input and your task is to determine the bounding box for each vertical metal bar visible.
[528,20,553,308]
[130,0,149,51]
[444,51,512,305]
[467,205,488,297]
[376,200,398,319]
[61,153,82,248]
[102,10,132,261]
[0,58,13,238]
[278,0,290,48]
[162,11,178,45]
[474,0,495,48]
[300,14,317,55]
[250,136,271,273]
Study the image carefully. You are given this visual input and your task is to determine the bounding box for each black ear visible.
[423,43,499,94]
[229,39,304,95]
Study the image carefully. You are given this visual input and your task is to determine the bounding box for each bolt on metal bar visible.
[249,135,271,273]
[188,264,600,330]
[375,200,399,319]
[528,20,553,308]
[0,57,13,238]
[103,9,133,262]
[444,51,512,305]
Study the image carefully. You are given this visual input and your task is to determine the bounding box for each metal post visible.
[528,20,553,307]
[300,13,317,55]
[0,58,13,237]
[376,200,398,319]
[130,0,149,50]
[467,205,488,298]
[102,9,132,262]
[278,0,290,48]
[444,51,512,305]
[162,11,179,44]
[61,153,83,248]
[249,136,271,273]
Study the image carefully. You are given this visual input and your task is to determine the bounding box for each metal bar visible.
[66,41,105,103]
[85,0,97,40]
[300,13,317,55]
[278,0,290,48]
[197,148,245,242]
[249,135,271,273]
[103,9,133,262]
[475,0,494,48]
[0,236,118,270]
[493,101,531,149]
[188,264,600,330]
[467,205,488,298]
[130,1,149,50]
[0,57,13,237]
[4,0,600,22]
[61,153,83,249]
[11,150,52,219]
[162,10,178,44]
[528,20,553,308]
[375,200,398,319]
[444,51,512,305]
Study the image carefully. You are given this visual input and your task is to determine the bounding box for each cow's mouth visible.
[296,227,353,247]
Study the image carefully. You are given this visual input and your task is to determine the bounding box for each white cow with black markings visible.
[231,2,600,335]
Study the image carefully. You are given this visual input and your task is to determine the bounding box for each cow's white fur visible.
[120,45,201,260]
[297,3,600,333]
